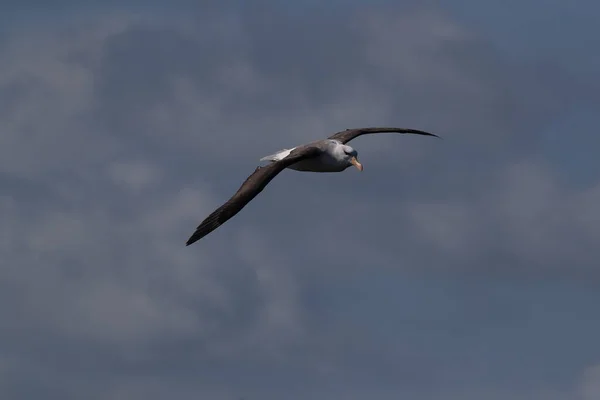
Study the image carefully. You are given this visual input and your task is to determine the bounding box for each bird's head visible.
[342,145,363,171]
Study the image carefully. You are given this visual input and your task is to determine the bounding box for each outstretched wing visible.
[328,127,439,144]
[185,145,323,246]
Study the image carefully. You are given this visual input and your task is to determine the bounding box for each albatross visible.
[185,127,439,246]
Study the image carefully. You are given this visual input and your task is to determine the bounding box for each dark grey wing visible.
[327,127,439,144]
[185,145,323,246]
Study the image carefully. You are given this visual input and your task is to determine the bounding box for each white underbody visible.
[259,143,351,173]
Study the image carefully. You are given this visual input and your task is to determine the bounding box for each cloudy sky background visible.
[1,1,599,399]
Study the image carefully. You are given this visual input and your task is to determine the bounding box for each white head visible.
[340,144,363,171]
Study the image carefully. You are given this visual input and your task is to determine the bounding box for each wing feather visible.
[185,145,322,246]
[328,127,439,144]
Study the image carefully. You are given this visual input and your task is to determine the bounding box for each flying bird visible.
[185,127,439,246]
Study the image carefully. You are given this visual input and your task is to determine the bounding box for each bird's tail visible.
[259,148,293,162]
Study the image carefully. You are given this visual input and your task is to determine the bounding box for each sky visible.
[1,1,599,399]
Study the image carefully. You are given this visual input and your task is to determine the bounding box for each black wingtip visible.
[416,131,442,140]
[409,129,441,139]
[185,234,199,247]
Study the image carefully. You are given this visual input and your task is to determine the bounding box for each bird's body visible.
[261,140,355,173]
[185,127,439,246]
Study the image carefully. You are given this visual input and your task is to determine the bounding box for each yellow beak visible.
[350,156,363,171]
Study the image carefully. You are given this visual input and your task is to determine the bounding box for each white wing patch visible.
[259,147,295,162]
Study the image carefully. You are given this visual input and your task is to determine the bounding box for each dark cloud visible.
[1,2,599,399]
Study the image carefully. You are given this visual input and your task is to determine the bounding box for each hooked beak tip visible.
[350,157,363,171]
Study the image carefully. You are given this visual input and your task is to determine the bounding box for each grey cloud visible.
[405,159,600,277]
[87,6,570,163]
[580,363,600,400]
[1,3,599,399]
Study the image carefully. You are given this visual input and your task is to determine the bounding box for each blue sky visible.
[1,1,599,399]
